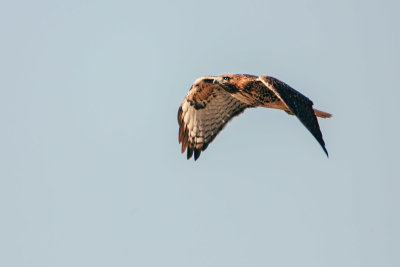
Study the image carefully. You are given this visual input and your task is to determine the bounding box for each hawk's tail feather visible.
[285,108,331,118]
[313,109,332,118]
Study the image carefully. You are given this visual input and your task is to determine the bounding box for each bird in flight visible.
[177,74,331,161]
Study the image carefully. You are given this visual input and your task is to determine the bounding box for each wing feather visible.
[178,77,249,160]
[258,75,329,156]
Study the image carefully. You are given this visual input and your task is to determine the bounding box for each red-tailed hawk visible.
[178,74,332,160]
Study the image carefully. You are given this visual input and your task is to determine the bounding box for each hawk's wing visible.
[178,77,249,160]
[258,75,328,156]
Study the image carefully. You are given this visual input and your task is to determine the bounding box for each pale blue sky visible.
[1,0,399,266]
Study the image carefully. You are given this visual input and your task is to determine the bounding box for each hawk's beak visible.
[213,78,220,84]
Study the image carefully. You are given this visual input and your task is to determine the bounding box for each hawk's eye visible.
[222,76,230,81]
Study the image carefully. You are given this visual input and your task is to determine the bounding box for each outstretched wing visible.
[178,77,249,160]
[258,75,329,156]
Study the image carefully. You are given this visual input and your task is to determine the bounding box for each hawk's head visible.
[213,74,257,93]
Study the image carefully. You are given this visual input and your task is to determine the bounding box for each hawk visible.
[177,74,331,160]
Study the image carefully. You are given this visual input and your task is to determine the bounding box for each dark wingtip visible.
[194,149,201,161]
[322,146,329,158]
[187,146,194,160]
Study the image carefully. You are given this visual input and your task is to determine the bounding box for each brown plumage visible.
[178,74,332,160]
